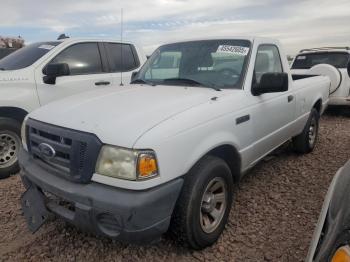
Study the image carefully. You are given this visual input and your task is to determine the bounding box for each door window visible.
[106,43,139,72]
[49,43,103,75]
[254,45,283,84]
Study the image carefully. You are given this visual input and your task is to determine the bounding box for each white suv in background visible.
[291,47,350,106]
[0,38,146,178]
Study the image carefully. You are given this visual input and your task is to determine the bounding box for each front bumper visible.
[19,149,183,244]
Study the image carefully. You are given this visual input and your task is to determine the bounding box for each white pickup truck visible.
[0,38,146,178]
[291,47,350,106]
[20,37,332,249]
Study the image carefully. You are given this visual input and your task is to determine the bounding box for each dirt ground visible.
[1,109,349,262]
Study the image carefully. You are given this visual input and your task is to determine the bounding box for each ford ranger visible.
[20,37,332,249]
[0,38,146,178]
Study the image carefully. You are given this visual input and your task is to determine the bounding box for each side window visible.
[106,43,139,72]
[254,45,283,84]
[145,51,182,80]
[50,43,103,75]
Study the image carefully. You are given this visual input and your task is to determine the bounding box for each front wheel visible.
[0,118,22,179]
[170,156,234,249]
[292,109,320,154]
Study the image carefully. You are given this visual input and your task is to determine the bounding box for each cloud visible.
[1,0,349,55]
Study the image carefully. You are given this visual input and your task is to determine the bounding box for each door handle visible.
[288,95,294,103]
[95,81,110,86]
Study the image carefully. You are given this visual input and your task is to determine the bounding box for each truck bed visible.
[292,74,318,81]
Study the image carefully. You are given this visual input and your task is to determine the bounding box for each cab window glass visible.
[292,52,350,69]
[50,43,103,75]
[254,45,283,84]
[0,42,61,70]
[106,43,139,72]
[145,51,182,79]
[137,40,251,89]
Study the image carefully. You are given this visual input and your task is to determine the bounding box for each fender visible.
[311,97,323,113]
[182,130,242,177]
[0,85,40,113]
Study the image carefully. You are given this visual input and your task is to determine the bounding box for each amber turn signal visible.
[331,246,350,262]
[137,153,158,179]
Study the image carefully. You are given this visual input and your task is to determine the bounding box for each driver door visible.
[35,42,113,105]
[248,44,295,165]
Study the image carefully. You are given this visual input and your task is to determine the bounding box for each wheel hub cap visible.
[200,177,227,234]
[308,118,317,146]
[0,133,20,168]
[201,193,216,213]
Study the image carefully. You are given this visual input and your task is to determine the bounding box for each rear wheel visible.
[170,156,234,249]
[292,109,319,154]
[0,118,21,179]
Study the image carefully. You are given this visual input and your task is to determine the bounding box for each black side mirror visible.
[131,71,139,81]
[252,72,289,96]
[43,63,70,85]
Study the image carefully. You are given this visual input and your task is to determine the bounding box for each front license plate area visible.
[21,186,49,233]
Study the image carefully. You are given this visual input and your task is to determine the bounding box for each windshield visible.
[134,40,251,89]
[292,52,350,69]
[0,41,61,70]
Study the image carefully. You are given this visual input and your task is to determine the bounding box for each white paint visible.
[0,37,146,114]
[27,37,331,190]
[38,44,55,50]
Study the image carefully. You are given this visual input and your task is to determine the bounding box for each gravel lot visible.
[1,109,349,262]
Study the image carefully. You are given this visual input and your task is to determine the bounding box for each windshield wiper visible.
[163,78,221,91]
[130,78,156,86]
[163,78,203,86]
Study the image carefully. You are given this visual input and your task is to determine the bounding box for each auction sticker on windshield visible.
[38,45,55,50]
[297,56,306,60]
[217,45,250,56]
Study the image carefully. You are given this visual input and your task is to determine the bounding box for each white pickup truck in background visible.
[291,47,350,106]
[20,37,333,249]
[0,38,146,178]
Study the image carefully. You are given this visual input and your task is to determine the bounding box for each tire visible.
[292,109,320,154]
[170,156,234,250]
[0,117,22,179]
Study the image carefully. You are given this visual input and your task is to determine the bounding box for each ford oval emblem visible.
[38,143,56,159]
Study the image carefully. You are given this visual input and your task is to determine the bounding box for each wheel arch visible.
[312,98,322,114]
[188,144,242,184]
[0,107,29,123]
[207,144,241,183]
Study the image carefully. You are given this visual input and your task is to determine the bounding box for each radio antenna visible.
[120,8,124,86]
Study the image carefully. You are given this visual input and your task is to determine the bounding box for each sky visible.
[1,0,349,55]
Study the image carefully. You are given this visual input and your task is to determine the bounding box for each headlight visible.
[95,146,159,181]
[21,116,29,151]
[331,246,350,262]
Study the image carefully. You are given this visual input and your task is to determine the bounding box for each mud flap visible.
[21,186,49,233]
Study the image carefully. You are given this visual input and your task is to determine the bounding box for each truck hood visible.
[29,85,224,147]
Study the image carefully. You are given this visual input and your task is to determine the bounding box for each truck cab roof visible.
[56,37,137,45]
[299,47,350,54]
[161,36,281,46]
